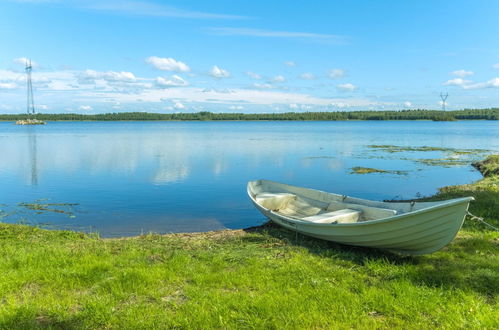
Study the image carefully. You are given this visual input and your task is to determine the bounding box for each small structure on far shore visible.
[16,59,46,125]
[16,118,46,125]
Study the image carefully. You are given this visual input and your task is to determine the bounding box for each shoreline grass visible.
[0,156,497,328]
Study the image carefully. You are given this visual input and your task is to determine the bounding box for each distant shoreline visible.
[0,109,498,121]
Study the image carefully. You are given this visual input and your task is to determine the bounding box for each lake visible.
[1,120,498,237]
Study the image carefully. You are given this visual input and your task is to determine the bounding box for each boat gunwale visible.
[247,180,473,228]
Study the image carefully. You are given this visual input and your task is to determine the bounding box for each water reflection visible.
[0,121,497,237]
[27,127,38,186]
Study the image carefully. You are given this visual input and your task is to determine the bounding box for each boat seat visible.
[255,193,296,211]
[327,201,397,220]
[302,208,361,224]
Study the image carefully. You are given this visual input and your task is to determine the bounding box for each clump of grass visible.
[473,155,499,176]
[350,166,407,175]
[420,154,498,231]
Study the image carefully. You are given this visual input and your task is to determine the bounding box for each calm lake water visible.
[1,121,498,237]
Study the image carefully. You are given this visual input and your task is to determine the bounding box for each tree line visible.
[0,109,497,121]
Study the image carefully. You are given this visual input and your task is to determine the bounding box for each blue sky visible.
[1,0,499,114]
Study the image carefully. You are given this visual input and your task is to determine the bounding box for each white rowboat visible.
[248,180,474,255]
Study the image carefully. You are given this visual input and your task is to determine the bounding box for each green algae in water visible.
[367,145,490,154]
[350,167,408,175]
[364,145,494,169]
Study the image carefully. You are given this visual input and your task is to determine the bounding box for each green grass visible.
[0,157,498,328]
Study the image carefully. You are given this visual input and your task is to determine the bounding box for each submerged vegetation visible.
[364,145,494,169]
[350,166,407,175]
[0,156,497,328]
[0,108,498,121]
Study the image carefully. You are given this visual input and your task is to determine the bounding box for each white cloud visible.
[493,63,499,69]
[443,77,499,89]
[174,102,186,109]
[327,69,345,79]
[92,87,383,108]
[273,75,285,82]
[253,83,273,89]
[289,103,298,109]
[206,27,347,44]
[462,78,499,90]
[331,102,348,108]
[79,69,136,83]
[443,78,469,86]
[246,71,261,79]
[451,70,474,77]
[299,73,315,80]
[0,82,18,89]
[209,65,230,78]
[38,104,49,110]
[146,56,190,72]
[13,0,246,20]
[156,75,188,87]
[403,101,412,108]
[229,105,244,110]
[79,105,93,111]
[284,61,296,67]
[337,83,357,91]
[13,57,38,68]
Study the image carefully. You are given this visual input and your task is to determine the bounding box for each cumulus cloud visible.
[443,78,470,86]
[146,56,190,72]
[155,75,188,87]
[403,101,412,108]
[462,78,499,90]
[253,83,274,89]
[174,102,186,109]
[451,70,474,77]
[273,75,285,82]
[209,65,230,78]
[229,105,244,110]
[336,83,357,91]
[13,57,38,68]
[443,77,499,89]
[289,103,299,109]
[78,69,136,83]
[78,105,93,111]
[246,71,261,79]
[0,82,18,89]
[493,63,499,69]
[327,69,345,79]
[284,61,296,67]
[299,72,315,80]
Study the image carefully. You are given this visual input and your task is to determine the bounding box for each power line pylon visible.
[440,92,448,111]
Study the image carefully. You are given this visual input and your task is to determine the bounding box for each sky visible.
[1,0,499,114]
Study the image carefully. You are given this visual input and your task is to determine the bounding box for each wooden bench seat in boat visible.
[302,209,361,224]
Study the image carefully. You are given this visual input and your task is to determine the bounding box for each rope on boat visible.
[466,211,499,231]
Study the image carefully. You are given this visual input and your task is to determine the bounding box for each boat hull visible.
[248,180,472,255]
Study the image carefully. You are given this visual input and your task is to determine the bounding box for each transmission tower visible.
[26,59,35,115]
[440,92,448,111]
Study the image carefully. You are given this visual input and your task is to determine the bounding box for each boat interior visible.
[248,180,436,224]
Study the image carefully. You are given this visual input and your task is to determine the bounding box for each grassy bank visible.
[0,158,498,328]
